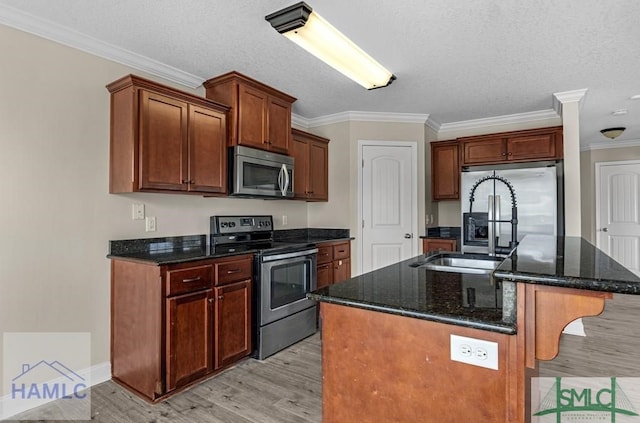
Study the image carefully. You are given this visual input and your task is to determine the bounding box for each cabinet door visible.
[317,263,333,289]
[333,258,351,284]
[188,105,227,193]
[166,289,212,391]
[139,90,188,191]
[431,141,459,200]
[267,97,291,153]
[506,133,556,161]
[308,141,329,201]
[423,239,456,253]
[461,137,505,165]
[290,136,309,199]
[237,85,267,149]
[214,280,252,369]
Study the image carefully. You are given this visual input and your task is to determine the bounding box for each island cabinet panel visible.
[107,74,229,195]
[320,303,518,422]
[204,71,296,154]
[291,128,329,201]
[460,126,563,166]
[110,254,253,402]
[431,140,459,200]
[422,238,457,253]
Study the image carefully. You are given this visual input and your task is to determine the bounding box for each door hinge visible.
[362,159,364,168]
[362,220,365,228]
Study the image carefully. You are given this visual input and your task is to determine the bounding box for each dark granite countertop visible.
[419,226,460,240]
[310,234,640,334]
[108,229,353,265]
[308,255,517,334]
[494,235,640,294]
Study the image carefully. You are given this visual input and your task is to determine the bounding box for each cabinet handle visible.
[182,277,202,283]
[208,298,214,303]
[337,250,346,253]
[218,295,224,300]
[181,179,195,184]
[320,253,329,256]
[226,269,241,274]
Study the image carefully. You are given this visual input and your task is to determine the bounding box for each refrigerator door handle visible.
[488,195,495,255]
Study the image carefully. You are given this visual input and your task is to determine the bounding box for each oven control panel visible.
[211,215,273,234]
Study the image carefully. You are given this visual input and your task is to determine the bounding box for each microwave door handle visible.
[278,165,284,194]
[283,164,290,195]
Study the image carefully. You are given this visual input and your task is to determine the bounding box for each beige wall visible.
[308,120,427,275]
[0,25,309,379]
[580,146,640,243]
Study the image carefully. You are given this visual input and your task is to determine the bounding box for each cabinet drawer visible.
[215,256,253,286]
[167,265,212,296]
[317,245,334,264]
[333,242,350,260]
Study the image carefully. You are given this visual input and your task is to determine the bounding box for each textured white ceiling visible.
[1,0,639,148]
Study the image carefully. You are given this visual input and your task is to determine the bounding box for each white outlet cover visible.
[132,204,145,220]
[450,334,498,370]
[145,216,156,232]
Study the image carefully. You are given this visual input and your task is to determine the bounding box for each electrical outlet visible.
[145,216,157,232]
[450,334,498,370]
[132,204,145,220]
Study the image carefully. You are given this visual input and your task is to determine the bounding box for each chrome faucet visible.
[468,175,518,255]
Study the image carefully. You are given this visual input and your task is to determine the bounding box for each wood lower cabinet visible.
[431,140,459,200]
[166,289,212,391]
[317,240,351,287]
[214,279,251,369]
[204,71,296,154]
[291,128,329,201]
[107,74,229,195]
[422,238,457,253]
[460,126,563,166]
[111,254,253,402]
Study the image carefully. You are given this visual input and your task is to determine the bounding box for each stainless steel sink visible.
[410,253,504,274]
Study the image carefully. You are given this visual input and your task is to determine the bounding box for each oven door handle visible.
[261,248,318,262]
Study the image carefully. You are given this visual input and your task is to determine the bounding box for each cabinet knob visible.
[218,295,224,300]
[208,298,214,303]
[507,152,512,156]
[501,152,506,156]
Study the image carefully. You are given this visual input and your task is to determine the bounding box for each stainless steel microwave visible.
[230,146,294,198]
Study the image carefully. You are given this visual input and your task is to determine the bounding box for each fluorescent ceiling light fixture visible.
[266,2,396,90]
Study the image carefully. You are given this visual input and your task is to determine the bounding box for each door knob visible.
[404,233,413,239]
[599,227,608,232]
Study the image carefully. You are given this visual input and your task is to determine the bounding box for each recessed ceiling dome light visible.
[612,109,628,116]
[600,127,626,140]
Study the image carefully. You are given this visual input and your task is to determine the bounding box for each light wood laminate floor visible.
[10,294,640,422]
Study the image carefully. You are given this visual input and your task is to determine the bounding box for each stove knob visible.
[258,222,263,227]
[230,222,236,228]
[221,222,228,228]
[266,221,271,227]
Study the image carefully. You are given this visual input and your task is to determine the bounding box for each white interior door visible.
[360,142,417,273]
[596,160,640,276]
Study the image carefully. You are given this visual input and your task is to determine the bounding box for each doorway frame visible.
[594,159,640,250]
[356,140,419,275]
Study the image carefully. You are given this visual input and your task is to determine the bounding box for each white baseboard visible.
[563,318,586,336]
[1,361,111,419]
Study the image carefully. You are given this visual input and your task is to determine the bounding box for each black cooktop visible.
[210,240,315,255]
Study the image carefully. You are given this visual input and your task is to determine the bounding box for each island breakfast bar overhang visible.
[309,235,637,422]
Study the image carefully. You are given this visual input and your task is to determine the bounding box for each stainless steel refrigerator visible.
[460,161,564,254]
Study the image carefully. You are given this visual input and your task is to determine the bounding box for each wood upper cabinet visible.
[204,71,296,154]
[107,74,229,195]
[291,128,329,201]
[431,140,459,200]
[460,126,563,166]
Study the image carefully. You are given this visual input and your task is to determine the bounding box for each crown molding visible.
[291,113,310,129]
[425,117,441,132]
[302,111,429,128]
[553,88,588,115]
[0,4,204,88]
[581,138,640,151]
[435,109,560,137]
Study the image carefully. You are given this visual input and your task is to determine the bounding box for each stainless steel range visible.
[210,215,318,360]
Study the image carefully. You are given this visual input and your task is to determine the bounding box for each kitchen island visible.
[308,235,640,422]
